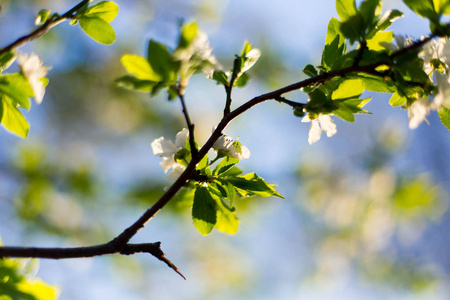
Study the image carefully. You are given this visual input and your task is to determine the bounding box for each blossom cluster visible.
[151,128,250,180]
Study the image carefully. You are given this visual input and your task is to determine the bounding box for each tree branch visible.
[0,242,185,280]
[0,0,90,55]
[0,32,439,277]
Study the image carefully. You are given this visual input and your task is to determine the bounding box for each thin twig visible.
[178,92,198,158]
[0,0,90,55]
[223,57,240,116]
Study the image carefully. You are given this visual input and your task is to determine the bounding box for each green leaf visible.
[389,91,407,106]
[340,14,365,43]
[212,70,229,85]
[402,0,438,21]
[214,198,239,234]
[234,72,250,87]
[120,54,162,81]
[0,74,33,110]
[354,74,396,93]
[303,64,318,77]
[225,173,284,198]
[84,1,119,22]
[376,10,404,32]
[213,157,239,176]
[147,40,179,83]
[322,36,345,71]
[79,16,116,45]
[197,154,209,170]
[0,258,60,300]
[0,51,16,73]
[192,186,217,235]
[325,18,345,46]
[359,0,381,34]
[434,0,450,14]
[336,0,357,21]
[366,31,394,51]
[332,79,364,100]
[438,105,450,132]
[179,22,199,48]
[333,105,356,122]
[114,75,155,92]
[1,95,29,138]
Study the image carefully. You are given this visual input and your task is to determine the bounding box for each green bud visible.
[35,9,51,25]
[293,107,305,118]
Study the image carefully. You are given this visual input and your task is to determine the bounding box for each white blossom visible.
[302,114,337,144]
[213,132,250,160]
[407,98,431,129]
[420,38,450,76]
[433,71,450,109]
[381,35,414,52]
[151,128,189,172]
[17,53,49,104]
[167,163,186,181]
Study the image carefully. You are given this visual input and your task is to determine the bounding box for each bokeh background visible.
[1,0,449,299]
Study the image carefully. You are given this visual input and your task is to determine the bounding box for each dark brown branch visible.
[0,0,90,55]
[0,242,185,279]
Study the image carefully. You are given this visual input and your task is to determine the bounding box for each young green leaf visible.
[0,74,33,110]
[389,91,407,106]
[147,40,179,83]
[402,0,438,22]
[225,173,284,198]
[213,157,239,176]
[79,16,116,45]
[84,1,119,22]
[114,75,155,92]
[0,51,16,73]
[336,0,357,21]
[212,70,229,85]
[192,186,217,235]
[178,22,199,48]
[376,10,403,32]
[438,105,450,133]
[1,95,30,138]
[214,198,239,234]
[120,55,163,81]
[332,79,364,100]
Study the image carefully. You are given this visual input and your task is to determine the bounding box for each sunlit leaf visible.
[332,79,364,100]
[336,0,357,21]
[438,105,450,133]
[114,75,155,92]
[0,51,16,73]
[225,173,283,198]
[79,16,116,45]
[0,73,33,109]
[84,1,119,22]
[192,186,217,235]
[1,95,29,138]
[120,55,162,81]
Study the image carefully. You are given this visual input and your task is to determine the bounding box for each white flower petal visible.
[167,164,186,180]
[308,119,322,145]
[151,137,178,158]
[408,98,431,129]
[175,128,189,148]
[160,157,176,173]
[17,53,49,104]
[318,114,337,137]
